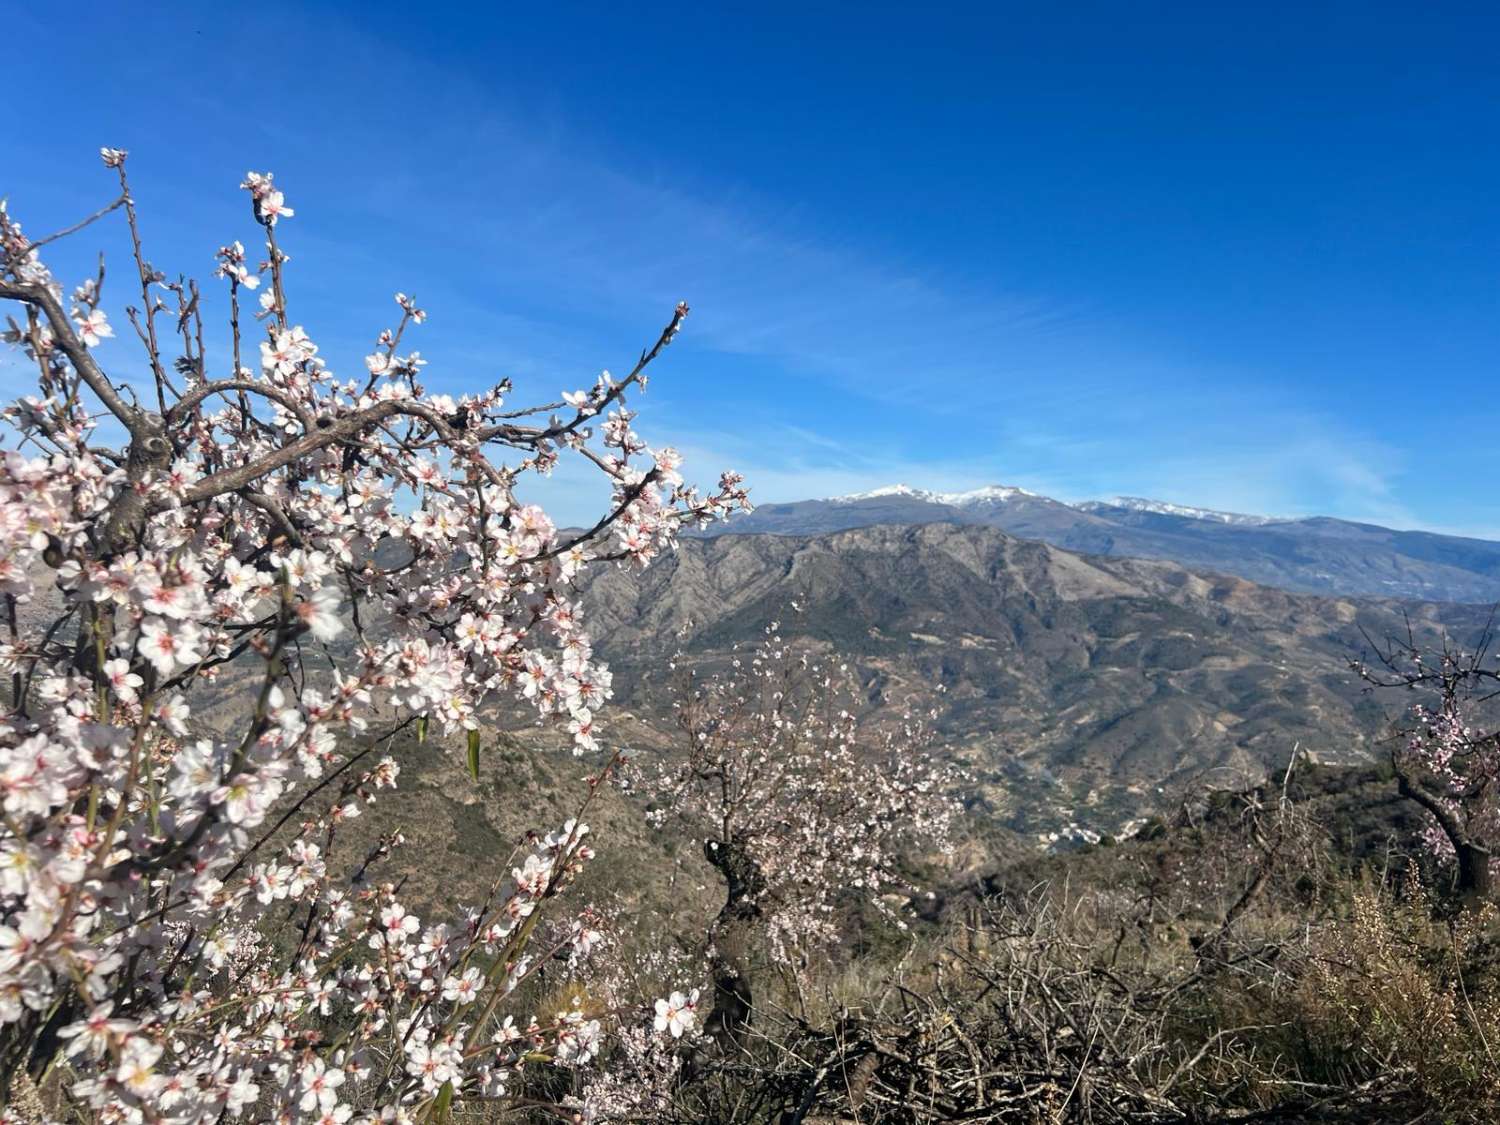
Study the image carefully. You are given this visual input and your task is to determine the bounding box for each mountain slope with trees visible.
[588,523,1493,838]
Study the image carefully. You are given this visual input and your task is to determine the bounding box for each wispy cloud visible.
[7,5,1494,540]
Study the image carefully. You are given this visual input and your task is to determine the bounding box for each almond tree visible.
[632,619,957,1044]
[1355,623,1500,907]
[0,149,748,1121]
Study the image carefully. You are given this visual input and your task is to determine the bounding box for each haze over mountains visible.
[697,483,1500,604]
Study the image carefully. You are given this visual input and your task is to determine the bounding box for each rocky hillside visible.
[697,485,1500,603]
[587,523,1493,840]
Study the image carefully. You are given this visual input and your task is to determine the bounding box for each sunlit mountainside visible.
[697,483,1500,603]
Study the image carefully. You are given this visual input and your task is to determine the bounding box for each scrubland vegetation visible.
[3,153,1499,1124]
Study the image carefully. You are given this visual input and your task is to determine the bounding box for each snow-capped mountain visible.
[698,482,1500,603]
[1077,496,1280,527]
[833,483,1039,507]
[834,485,1277,525]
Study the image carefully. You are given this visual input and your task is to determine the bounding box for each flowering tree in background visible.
[1355,625,1500,907]
[632,619,957,1044]
[0,149,749,1120]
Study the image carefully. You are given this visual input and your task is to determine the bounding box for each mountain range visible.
[695,484,1500,604]
[586,522,1494,842]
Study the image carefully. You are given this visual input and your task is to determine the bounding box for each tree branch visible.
[0,279,141,433]
[166,379,317,432]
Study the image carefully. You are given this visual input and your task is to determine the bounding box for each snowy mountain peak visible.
[832,483,1039,507]
[1077,496,1279,526]
[943,484,1040,506]
[828,485,1279,526]
[833,483,931,503]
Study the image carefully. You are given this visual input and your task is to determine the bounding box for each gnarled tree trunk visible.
[1396,764,1493,909]
[703,834,767,1047]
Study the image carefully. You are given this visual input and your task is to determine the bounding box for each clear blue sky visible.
[5,2,1498,535]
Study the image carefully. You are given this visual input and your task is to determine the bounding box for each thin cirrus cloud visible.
[175,18,1087,423]
[299,95,1445,533]
[342,115,1079,415]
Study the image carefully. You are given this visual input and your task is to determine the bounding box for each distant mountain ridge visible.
[587,523,1494,839]
[697,483,1500,604]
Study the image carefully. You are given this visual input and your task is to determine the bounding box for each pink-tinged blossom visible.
[653,989,699,1038]
[214,239,260,289]
[555,1012,604,1065]
[259,190,293,223]
[441,966,482,1005]
[0,158,750,1122]
[102,658,143,703]
[58,1001,137,1059]
[296,585,345,641]
[115,1037,164,1097]
[405,1040,461,1092]
[74,307,113,347]
[242,171,294,225]
[137,617,204,675]
[297,1058,346,1113]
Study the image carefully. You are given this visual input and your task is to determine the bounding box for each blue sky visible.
[4,2,1499,535]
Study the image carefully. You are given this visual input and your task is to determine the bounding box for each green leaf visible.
[466,728,481,781]
[433,1079,454,1121]
[415,715,427,744]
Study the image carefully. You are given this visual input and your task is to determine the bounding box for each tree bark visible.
[703,834,766,1047]
[1395,764,1493,909]
[1456,839,1494,908]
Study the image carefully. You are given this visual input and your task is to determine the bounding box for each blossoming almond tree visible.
[631,619,958,1045]
[1354,626,1500,908]
[0,149,749,1121]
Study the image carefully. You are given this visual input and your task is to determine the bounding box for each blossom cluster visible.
[0,151,748,1120]
[632,619,959,962]
[1354,639,1500,889]
[1400,683,1500,866]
